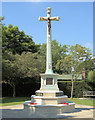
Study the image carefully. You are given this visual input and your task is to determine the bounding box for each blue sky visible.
[2,2,93,52]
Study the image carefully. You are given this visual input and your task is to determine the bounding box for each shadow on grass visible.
[2,97,30,104]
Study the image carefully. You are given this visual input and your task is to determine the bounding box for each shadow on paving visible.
[69,107,95,113]
[0,106,95,119]
[1,118,94,120]
[1,109,75,118]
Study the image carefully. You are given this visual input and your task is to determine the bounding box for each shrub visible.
[58,80,87,98]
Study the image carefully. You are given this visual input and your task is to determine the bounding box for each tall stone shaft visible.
[39,7,60,74]
[46,7,52,74]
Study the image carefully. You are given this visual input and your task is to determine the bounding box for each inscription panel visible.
[56,92,63,97]
[36,92,43,96]
[46,78,53,85]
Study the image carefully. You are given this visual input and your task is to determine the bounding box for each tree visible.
[39,43,46,72]
[2,24,39,55]
[0,17,4,22]
[85,70,95,91]
[2,51,44,97]
[2,52,23,97]
[52,40,68,73]
[40,40,68,73]
[56,44,92,74]
[77,59,93,75]
[71,70,74,99]
[2,23,42,97]
[56,44,92,98]
[88,70,95,83]
[15,52,44,78]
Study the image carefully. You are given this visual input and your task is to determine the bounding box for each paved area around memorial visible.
[0,104,95,119]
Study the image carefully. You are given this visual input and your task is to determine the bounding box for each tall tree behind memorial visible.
[2,23,41,97]
[40,40,68,73]
[2,24,39,55]
[56,44,92,74]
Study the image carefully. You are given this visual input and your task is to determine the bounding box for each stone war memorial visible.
[24,7,75,118]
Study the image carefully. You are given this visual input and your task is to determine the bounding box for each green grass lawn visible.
[0,97,95,106]
[1,97,30,106]
[68,98,95,106]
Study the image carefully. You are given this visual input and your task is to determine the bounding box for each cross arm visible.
[50,16,60,21]
[39,16,47,21]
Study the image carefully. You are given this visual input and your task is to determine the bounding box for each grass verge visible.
[1,97,95,106]
[1,97,30,106]
[68,98,95,106]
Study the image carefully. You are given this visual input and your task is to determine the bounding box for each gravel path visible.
[0,104,95,119]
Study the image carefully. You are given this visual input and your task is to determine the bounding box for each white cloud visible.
[85,42,93,48]
[85,42,93,54]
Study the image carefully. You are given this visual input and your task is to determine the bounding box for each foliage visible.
[15,52,44,78]
[88,70,95,83]
[77,60,93,75]
[40,40,68,73]
[2,52,24,97]
[39,43,46,72]
[2,82,40,97]
[58,80,88,98]
[0,17,2,68]
[2,51,43,97]
[52,40,68,73]
[2,23,41,97]
[2,24,39,55]
[0,16,4,22]
[86,70,95,90]
[56,44,92,74]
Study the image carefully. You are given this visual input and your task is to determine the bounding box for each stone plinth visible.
[40,73,59,91]
[24,72,75,114]
[31,94,67,105]
[36,90,63,97]
[24,101,75,117]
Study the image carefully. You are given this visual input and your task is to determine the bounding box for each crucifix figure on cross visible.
[47,17,51,35]
[39,7,60,74]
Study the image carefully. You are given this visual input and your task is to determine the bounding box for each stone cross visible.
[39,7,60,74]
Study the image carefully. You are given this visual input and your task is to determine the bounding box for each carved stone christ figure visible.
[47,18,51,34]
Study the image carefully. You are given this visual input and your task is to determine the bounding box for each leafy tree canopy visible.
[40,40,68,73]
[56,44,92,74]
[87,70,95,83]
[2,51,44,97]
[2,24,39,55]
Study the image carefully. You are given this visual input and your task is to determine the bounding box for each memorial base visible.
[24,101,75,118]
[24,73,75,117]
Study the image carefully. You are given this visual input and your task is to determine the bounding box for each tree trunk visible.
[13,84,16,97]
[71,75,74,99]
